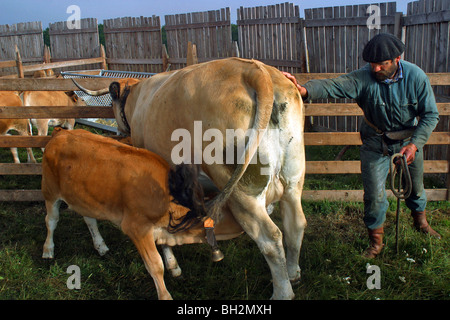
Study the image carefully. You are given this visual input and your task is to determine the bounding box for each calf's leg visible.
[161,245,182,278]
[42,199,62,259]
[83,216,109,256]
[122,221,172,300]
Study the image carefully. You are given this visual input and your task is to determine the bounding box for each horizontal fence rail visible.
[0,73,449,202]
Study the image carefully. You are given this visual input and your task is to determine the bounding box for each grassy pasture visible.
[0,129,448,301]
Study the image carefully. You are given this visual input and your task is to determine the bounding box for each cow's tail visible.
[167,163,206,233]
[206,59,274,222]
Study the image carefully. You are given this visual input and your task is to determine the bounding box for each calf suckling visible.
[41,128,242,300]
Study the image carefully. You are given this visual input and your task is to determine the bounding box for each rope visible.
[389,153,413,253]
[390,153,412,199]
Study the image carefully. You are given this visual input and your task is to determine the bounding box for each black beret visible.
[362,33,405,63]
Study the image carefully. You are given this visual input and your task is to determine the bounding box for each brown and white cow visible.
[73,57,306,300]
[0,91,36,163]
[41,128,243,300]
[23,70,84,139]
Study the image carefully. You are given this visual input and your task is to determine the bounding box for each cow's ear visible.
[109,82,121,101]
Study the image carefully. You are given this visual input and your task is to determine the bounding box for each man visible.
[284,33,441,258]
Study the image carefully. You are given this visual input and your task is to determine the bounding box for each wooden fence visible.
[165,8,233,70]
[103,16,164,73]
[236,2,306,73]
[0,1,448,76]
[297,71,450,202]
[0,71,448,202]
[0,0,449,202]
[49,18,101,67]
[403,0,450,162]
[0,21,44,66]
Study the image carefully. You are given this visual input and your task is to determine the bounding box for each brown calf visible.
[41,129,242,300]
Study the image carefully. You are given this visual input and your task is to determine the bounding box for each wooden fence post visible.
[394,12,403,39]
[162,44,170,71]
[43,45,51,63]
[186,41,198,66]
[231,41,240,57]
[100,44,107,70]
[15,45,24,78]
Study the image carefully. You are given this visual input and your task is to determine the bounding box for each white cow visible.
[74,58,306,300]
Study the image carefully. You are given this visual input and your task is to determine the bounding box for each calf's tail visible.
[167,163,207,233]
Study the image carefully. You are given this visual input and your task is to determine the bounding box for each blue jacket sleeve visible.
[303,70,364,100]
[410,75,439,149]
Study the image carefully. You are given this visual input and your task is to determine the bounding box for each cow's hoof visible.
[289,270,301,286]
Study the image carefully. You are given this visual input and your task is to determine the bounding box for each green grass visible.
[0,200,448,300]
[0,137,448,300]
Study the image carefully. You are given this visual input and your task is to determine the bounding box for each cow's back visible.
[0,91,22,106]
[129,58,303,193]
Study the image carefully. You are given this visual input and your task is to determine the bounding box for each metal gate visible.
[61,69,155,132]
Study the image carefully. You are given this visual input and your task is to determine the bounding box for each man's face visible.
[370,57,400,81]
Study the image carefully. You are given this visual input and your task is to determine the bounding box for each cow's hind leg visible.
[229,192,294,300]
[42,199,62,259]
[83,217,109,256]
[280,184,306,284]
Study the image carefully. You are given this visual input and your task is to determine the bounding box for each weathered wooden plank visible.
[0,60,17,68]
[0,106,114,119]
[0,136,51,148]
[304,132,449,146]
[304,102,450,116]
[293,73,450,86]
[0,74,447,92]
[0,163,42,175]
[106,58,163,65]
[1,160,444,177]
[0,131,446,148]
[306,160,448,174]
[303,15,397,27]
[22,57,105,73]
[302,189,448,202]
[403,9,450,26]
[0,190,44,202]
[0,78,122,91]
[0,134,122,148]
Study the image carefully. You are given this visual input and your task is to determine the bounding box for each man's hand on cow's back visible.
[281,71,308,98]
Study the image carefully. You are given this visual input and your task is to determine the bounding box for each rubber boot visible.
[363,227,384,259]
[411,211,441,239]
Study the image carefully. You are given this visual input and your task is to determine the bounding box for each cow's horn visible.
[71,78,110,96]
